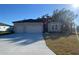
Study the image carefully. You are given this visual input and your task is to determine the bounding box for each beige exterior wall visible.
[14,22,43,33]
[48,22,62,32]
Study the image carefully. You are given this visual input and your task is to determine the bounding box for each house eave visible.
[13,19,43,23]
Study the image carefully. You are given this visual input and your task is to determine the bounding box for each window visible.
[55,25,58,30]
[52,25,55,31]
[52,25,54,30]
[52,24,58,31]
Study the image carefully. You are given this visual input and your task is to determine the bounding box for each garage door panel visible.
[24,24,43,33]
[15,26,24,33]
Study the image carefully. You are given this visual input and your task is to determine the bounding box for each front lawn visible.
[44,33,79,55]
[0,31,14,35]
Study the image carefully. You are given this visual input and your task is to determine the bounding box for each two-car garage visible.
[13,20,43,33]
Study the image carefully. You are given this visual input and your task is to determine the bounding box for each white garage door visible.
[15,25,24,33]
[24,23,43,33]
[14,23,43,33]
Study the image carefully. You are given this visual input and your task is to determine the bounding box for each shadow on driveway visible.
[0,33,43,46]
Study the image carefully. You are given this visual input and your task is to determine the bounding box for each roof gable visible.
[0,23,11,26]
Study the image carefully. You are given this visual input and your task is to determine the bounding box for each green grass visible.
[44,33,79,55]
[0,31,14,35]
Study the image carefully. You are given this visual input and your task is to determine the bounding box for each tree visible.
[51,8,78,33]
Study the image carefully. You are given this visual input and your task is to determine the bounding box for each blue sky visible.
[0,4,79,25]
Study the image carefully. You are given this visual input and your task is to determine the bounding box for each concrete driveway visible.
[0,33,55,55]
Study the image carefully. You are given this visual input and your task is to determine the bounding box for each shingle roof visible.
[13,19,44,23]
[0,23,11,26]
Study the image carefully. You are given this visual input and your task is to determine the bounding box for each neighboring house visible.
[0,23,11,31]
[13,18,62,33]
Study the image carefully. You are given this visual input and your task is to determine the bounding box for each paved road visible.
[0,33,55,55]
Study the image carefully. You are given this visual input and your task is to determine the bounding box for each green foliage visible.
[52,8,78,23]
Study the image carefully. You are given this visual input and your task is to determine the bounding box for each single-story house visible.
[0,23,11,31]
[13,18,62,33]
